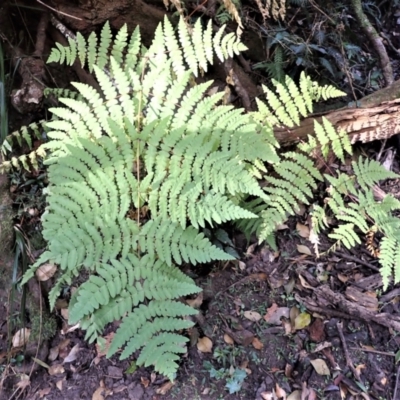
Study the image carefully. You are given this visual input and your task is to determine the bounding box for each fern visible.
[15,15,400,381]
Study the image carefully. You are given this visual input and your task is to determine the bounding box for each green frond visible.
[352,156,398,190]
[329,223,361,249]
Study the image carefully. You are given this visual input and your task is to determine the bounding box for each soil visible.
[1,225,399,399]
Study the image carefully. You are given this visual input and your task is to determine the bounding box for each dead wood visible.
[274,79,400,146]
[297,285,400,332]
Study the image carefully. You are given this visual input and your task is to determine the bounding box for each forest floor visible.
[1,195,400,399]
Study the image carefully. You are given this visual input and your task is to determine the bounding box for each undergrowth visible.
[0,16,399,379]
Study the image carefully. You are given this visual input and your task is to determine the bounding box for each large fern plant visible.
[12,16,399,379]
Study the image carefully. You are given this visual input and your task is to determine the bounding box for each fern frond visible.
[352,156,398,190]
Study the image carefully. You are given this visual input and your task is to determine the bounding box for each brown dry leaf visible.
[224,333,234,345]
[244,310,262,322]
[186,292,203,308]
[36,263,57,281]
[95,333,114,358]
[297,245,312,256]
[92,380,112,400]
[263,304,290,325]
[150,372,156,383]
[337,273,349,283]
[283,321,292,335]
[289,306,300,326]
[264,303,278,319]
[155,381,174,395]
[309,318,326,342]
[296,223,310,239]
[39,387,51,398]
[61,308,69,320]
[197,337,213,353]
[294,313,311,330]
[48,363,65,376]
[275,383,286,399]
[63,343,80,363]
[252,337,263,350]
[260,392,275,400]
[48,346,59,361]
[310,359,330,375]
[284,363,293,378]
[58,339,71,359]
[238,261,246,270]
[56,378,66,391]
[312,341,332,353]
[287,390,301,400]
[15,374,30,391]
[12,328,31,348]
[141,377,150,388]
[298,274,314,289]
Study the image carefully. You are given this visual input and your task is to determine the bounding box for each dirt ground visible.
[1,219,399,399]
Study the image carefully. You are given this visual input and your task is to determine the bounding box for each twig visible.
[349,347,395,357]
[335,251,380,272]
[336,321,360,380]
[36,0,82,20]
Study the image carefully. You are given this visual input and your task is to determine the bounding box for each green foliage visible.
[311,156,400,289]
[14,14,400,380]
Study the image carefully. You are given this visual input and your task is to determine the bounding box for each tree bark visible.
[274,79,400,146]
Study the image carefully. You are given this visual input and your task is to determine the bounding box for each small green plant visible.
[203,361,247,394]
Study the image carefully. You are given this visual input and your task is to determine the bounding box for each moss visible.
[28,293,57,342]
[0,191,14,258]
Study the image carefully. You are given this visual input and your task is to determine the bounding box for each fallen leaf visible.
[92,387,105,400]
[231,329,255,346]
[141,377,150,388]
[238,261,246,270]
[263,305,290,325]
[197,337,213,353]
[155,381,174,395]
[15,374,30,391]
[56,378,65,391]
[260,392,274,400]
[287,390,301,400]
[310,359,330,375]
[61,308,69,320]
[263,303,278,319]
[224,333,234,345]
[36,263,57,281]
[294,312,311,330]
[95,333,114,358]
[297,244,312,256]
[186,292,203,308]
[275,382,286,398]
[337,273,349,283]
[296,223,310,238]
[289,306,300,327]
[298,274,314,289]
[39,387,51,397]
[252,337,263,350]
[244,310,262,322]
[48,346,59,361]
[309,318,326,342]
[63,343,80,363]
[32,357,50,369]
[150,372,156,383]
[48,363,65,376]
[12,328,31,347]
